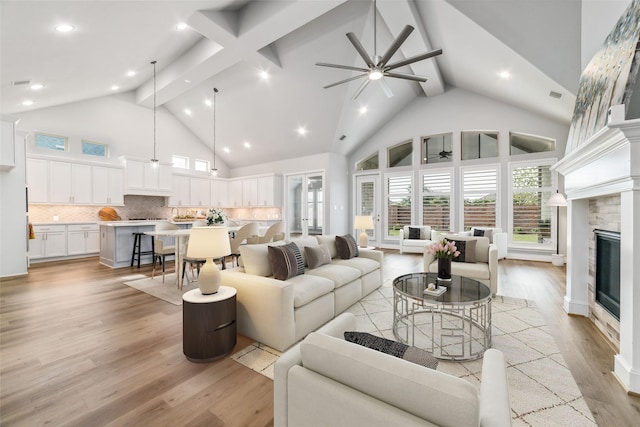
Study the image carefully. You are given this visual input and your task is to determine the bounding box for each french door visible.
[285,172,324,238]
[355,174,381,247]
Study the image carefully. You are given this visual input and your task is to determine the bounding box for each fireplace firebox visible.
[594,229,620,320]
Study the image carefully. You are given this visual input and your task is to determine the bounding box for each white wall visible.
[581,0,632,70]
[14,91,231,176]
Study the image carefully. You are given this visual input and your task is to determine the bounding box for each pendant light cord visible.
[213,87,218,172]
[151,60,157,162]
[373,0,377,57]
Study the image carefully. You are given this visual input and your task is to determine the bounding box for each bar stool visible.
[131,232,155,268]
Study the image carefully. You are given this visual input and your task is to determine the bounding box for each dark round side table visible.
[182,286,237,362]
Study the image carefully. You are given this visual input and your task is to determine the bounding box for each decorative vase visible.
[437,258,452,281]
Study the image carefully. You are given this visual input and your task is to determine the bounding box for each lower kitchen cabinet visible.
[29,223,100,262]
[67,224,100,256]
[29,225,67,260]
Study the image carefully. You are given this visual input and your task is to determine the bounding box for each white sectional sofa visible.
[220,235,383,352]
[398,225,433,254]
[274,313,512,427]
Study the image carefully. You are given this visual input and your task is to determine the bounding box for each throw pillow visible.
[305,244,332,269]
[408,227,421,240]
[335,234,359,259]
[473,228,485,237]
[344,331,438,370]
[453,239,477,263]
[268,242,305,280]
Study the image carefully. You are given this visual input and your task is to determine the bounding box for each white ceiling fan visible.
[317,0,442,100]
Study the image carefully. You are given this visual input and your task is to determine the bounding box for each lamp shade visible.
[547,192,567,207]
[187,226,231,259]
[354,215,374,230]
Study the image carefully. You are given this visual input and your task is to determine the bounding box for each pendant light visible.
[211,87,219,176]
[150,60,159,169]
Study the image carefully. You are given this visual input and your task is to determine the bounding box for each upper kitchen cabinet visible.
[26,157,48,203]
[169,174,190,207]
[189,177,210,208]
[257,175,282,207]
[210,178,228,207]
[228,179,243,207]
[121,157,171,196]
[49,161,92,204]
[242,178,258,207]
[0,115,18,171]
[92,166,124,205]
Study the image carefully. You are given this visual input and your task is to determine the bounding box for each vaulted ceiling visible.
[0,0,582,169]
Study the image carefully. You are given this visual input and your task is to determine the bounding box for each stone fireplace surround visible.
[553,115,640,394]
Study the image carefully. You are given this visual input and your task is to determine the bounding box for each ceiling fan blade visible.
[352,79,371,100]
[384,72,427,83]
[385,48,442,71]
[379,78,394,98]
[377,25,414,67]
[323,73,368,89]
[316,62,370,73]
[346,32,375,68]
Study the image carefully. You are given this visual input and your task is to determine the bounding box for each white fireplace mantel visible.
[552,117,640,394]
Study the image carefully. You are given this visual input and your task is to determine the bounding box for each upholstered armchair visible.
[398,225,432,254]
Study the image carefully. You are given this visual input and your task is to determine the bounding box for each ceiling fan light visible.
[368,69,383,81]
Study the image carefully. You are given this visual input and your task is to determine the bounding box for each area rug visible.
[231,284,597,426]
[123,273,198,305]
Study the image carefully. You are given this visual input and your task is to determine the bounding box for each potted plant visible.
[205,208,227,226]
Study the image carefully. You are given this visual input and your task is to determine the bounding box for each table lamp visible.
[354,215,374,248]
[186,226,231,294]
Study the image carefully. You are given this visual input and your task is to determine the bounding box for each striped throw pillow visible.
[268,242,305,280]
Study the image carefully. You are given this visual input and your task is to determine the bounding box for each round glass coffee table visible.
[393,272,492,361]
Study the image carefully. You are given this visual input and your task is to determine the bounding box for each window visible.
[510,132,555,155]
[386,173,412,238]
[35,132,67,151]
[421,133,452,164]
[461,131,498,160]
[388,140,413,168]
[194,159,209,172]
[356,152,379,171]
[172,155,189,169]
[462,167,498,229]
[510,161,554,246]
[81,140,108,158]
[421,169,452,231]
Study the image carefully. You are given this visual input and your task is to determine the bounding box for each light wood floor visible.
[1,252,639,426]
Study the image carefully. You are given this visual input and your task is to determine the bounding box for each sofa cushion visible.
[239,241,286,276]
[402,238,432,247]
[333,256,379,275]
[289,274,335,308]
[335,234,359,259]
[315,235,339,258]
[268,242,305,281]
[427,259,491,280]
[289,236,320,266]
[344,332,438,369]
[408,227,421,239]
[306,264,361,289]
[451,239,476,263]
[300,332,480,426]
[305,244,332,269]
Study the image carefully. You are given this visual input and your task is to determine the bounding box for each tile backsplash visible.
[28,196,281,223]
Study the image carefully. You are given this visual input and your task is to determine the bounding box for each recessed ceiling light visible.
[359,106,368,115]
[184,79,191,84]
[297,126,307,136]
[204,99,212,107]
[30,83,44,90]
[176,23,188,31]
[127,70,136,77]
[55,24,74,33]
[184,108,192,116]
[223,147,230,153]
[243,142,251,149]
[22,100,34,106]
[110,85,119,91]
[498,71,511,79]
[259,70,270,80]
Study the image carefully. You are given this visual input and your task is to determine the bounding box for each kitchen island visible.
[99,221,193,268]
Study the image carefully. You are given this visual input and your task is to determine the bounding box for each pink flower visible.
[429,238,459,259]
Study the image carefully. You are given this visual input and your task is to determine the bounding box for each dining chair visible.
[255,221,285,244]
[181,220,212,284]
[152,221,179,283]
[229,222,259,267]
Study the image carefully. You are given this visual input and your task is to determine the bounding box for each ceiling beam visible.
[136,0,348,106]
[376,0,445,97]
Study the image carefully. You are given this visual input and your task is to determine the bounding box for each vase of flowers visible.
[205,208,227,226]
[428,238,460,281]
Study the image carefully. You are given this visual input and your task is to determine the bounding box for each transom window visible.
[81,140,108,158]
[461,131,498,160]
[194,159,209,172]
[422,133,452,164]
[172,155,189,169]
[510,132,555,155]
[35,132,67,151]
[356,152,379,171]
[388,140,413,168]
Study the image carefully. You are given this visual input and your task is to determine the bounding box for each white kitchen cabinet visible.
[49,161,92,204]
[67,224,100,255]
[170,174,191,206]
[122,157,172,196]
[92,166,124,205]
[29,225,66,259]
[228,179,243,207]
[242,178,258,207]
[26,158,48,203]
[210,178,228,207]
[0,115,17,170]
[190,177,210,207]
[257,175,282,206]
